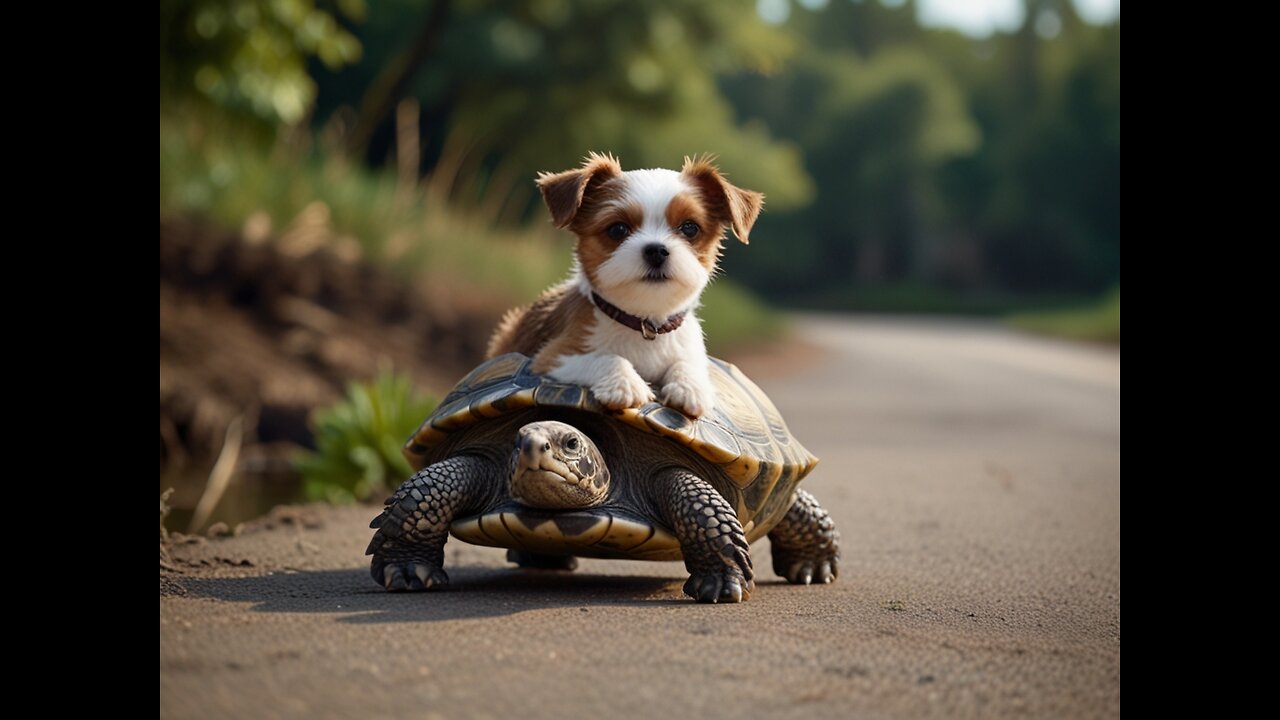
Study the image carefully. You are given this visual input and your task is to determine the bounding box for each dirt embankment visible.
[159,216,508,476]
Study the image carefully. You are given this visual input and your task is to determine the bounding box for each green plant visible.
[160,0,364,125]
[1008,287,1121,344]
[700,280,785,353]
[159,110,575,299]
[294,371,436,503]
[160,111,785,351]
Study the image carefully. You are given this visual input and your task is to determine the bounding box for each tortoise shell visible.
[403,353,819,560]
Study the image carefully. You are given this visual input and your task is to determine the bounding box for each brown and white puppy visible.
[487,153,763,418]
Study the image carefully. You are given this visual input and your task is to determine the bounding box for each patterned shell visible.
[404,353,819,521]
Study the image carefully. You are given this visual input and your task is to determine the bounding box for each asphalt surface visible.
[160,315,1121,719]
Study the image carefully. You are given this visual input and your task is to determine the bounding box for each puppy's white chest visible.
[587,316,690,382]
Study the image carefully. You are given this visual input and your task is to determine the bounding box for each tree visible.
[160,0,364,125]
[310,0,813,217]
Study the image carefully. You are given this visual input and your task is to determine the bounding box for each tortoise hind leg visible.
[367,455,498,591]
[655,469,754,603]
[506,550,578,571]
[768,489,841,585]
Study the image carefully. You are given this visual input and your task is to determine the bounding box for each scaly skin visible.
[768,489,841,585]
[366,455,499,591]
[369,423,835,603]
[656,468,755,603]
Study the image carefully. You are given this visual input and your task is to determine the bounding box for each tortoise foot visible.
[772,549,839,585]
[768,489,840,586]
[658,468,757,604]
[366,455,500,593]
[683,567,754,604]
[372,551,450,592]
[506,549,579,571]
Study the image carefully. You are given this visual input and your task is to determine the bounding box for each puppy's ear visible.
[681,155,764,244]
[536,152,623,228]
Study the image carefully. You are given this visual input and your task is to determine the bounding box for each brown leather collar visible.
[591,291,687,340]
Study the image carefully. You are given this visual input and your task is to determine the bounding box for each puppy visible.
[487,153,763,418]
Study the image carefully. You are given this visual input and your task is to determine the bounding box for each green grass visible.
[293,372,437,504]
[1007,288,1120,344]
[797,282,1095,316]
[160,110,572,299]
[700,279,785,353]
[160,109,782,348]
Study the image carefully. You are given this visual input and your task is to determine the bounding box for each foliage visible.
[720,1,1119,304]
[160,111,780,350]
[800,282,1089,316]
[1008,287,1120,344]
[294,372,437,503]
[312,0,813,213]
[161,0,1120,312]
[160,0,365,124]
[699,279,785,353]
[160,110,574,299]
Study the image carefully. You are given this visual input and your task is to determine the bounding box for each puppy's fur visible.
[487,153,763,418]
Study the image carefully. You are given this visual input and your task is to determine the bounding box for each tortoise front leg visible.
[366,455,499,591]
[655,469,754,603]
[768,489,840,585]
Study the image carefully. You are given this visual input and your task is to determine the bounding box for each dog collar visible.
[590,291,687,340]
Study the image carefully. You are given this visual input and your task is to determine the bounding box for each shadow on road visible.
[176,567,747,622]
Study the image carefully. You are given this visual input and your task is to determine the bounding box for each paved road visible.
[160,315,1120,719]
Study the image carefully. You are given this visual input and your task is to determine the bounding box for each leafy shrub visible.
[294,372,436,503]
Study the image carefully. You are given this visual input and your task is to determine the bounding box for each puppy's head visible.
[536,153,763,319]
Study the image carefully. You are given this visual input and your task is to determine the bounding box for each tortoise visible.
[366,352,840,603]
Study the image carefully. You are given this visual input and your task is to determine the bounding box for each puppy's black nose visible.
[643,243,669,268]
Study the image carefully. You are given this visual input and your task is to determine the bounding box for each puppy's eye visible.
[565,436,580,452]
[606,223,631,241]
[679,221,700,239]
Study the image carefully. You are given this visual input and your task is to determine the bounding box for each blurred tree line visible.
[161,0,1119,309]
[719,0,1119,303]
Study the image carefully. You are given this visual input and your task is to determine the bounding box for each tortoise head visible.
[509,421,610,509]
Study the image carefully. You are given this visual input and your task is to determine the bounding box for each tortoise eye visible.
[565,436,580,452]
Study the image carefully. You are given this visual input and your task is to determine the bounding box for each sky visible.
[917,0,1120,36]
[758,0,1121,36]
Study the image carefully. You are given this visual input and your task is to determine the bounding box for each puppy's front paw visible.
[661,379,716,419]
[592,369,655,410]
